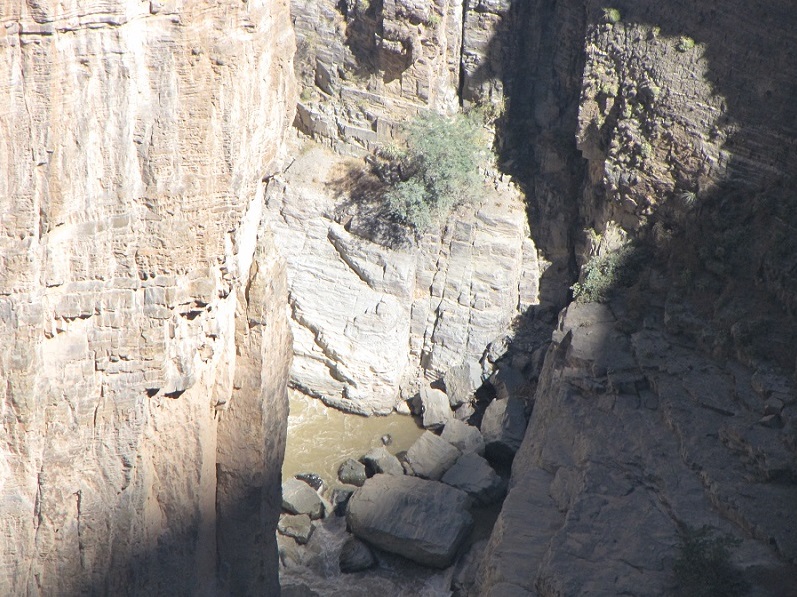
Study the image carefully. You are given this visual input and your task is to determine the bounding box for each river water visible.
[280,391,498,595]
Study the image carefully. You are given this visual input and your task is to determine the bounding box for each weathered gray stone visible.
[282,478,325,520]
[480,398,527,462]
[490,366,526,401]
[451,539,488,596]
[405,431,462,480]
[444,361,483,408]
[338,458,368,486]
[441,418,485,455]
[455,401,477,422]
[420,384,453,429]
[266,144,540,414]
[441,452,505,505]
[361,446,405,476]
[278,514,315,545]
[346,475,473,568]
[339,537,377,573]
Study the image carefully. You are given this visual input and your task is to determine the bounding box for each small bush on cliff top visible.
[383,111,484,231]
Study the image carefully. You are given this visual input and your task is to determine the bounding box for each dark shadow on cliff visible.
[475,1,797,592]
[326,160,416,249]
[474,0,797,373]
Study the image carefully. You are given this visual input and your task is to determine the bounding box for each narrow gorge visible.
[1,0,796,596]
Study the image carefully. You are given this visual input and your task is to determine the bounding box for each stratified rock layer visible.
[267,144,539,414]
[0,1,296,594]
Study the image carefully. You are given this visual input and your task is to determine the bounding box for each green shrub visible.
[677,36,695,52]
[571,245,640,303]
[674,526,748,597]
[603,7,621,24]
[383,111,484,231]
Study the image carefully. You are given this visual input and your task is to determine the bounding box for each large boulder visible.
[346,475,473,568]
[445,361,483,408]
[282,478,325,520]
[441,419,485,455]
[405,431,462,480]
[361,446,405,476]
[419,384,453,429]
[481,397,527,462]
[441,453,506,505]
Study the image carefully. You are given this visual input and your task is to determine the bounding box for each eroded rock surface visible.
[267,144,539,414]
[0,1,296,594]
[475,302,797,595]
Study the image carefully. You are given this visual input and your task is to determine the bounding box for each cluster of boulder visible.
[277,361,531,575]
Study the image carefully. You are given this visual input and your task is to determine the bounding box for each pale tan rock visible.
[266,144,540,414]
[0,1,296,594]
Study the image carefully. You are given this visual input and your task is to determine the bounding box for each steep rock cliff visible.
[0,1,295,594]
[475,1,797,595]
[290,0,514,154]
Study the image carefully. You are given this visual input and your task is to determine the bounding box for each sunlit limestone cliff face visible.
[0,1,295,595]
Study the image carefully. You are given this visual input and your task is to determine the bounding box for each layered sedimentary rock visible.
[0,1,295,594]
[474,2,797,594]
[290,0,514,154]
[266,143,539,414]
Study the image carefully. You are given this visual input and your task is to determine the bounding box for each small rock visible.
[395,400,412,416]
[419,384,452,429]
[338,458,368,486]
[295,472,324,492]
[361,446,404,476]
[454,401,476,422]
[441,452,505,505]
[277,513,314,545]
[329,485,357,517]
[764,397,784,416]
[444,361,482,408]
[490,366,526,401]
[339,536,377,573]
[405,431,461,480]
[759,414,784,429]
[381,434,393,446]
[441,418,485,455]
[282,478,325,519]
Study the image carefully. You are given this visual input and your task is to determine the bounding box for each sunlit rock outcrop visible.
[0,1,295,594]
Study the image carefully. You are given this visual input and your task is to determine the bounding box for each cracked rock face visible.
[474,302,797,596]
[266,144,540,414]
[290,0,512,154]
[0,1,296,594]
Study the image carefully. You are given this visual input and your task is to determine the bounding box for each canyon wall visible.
[290,0,513,155]
[474,1,797,595]
[0,1,296,594]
